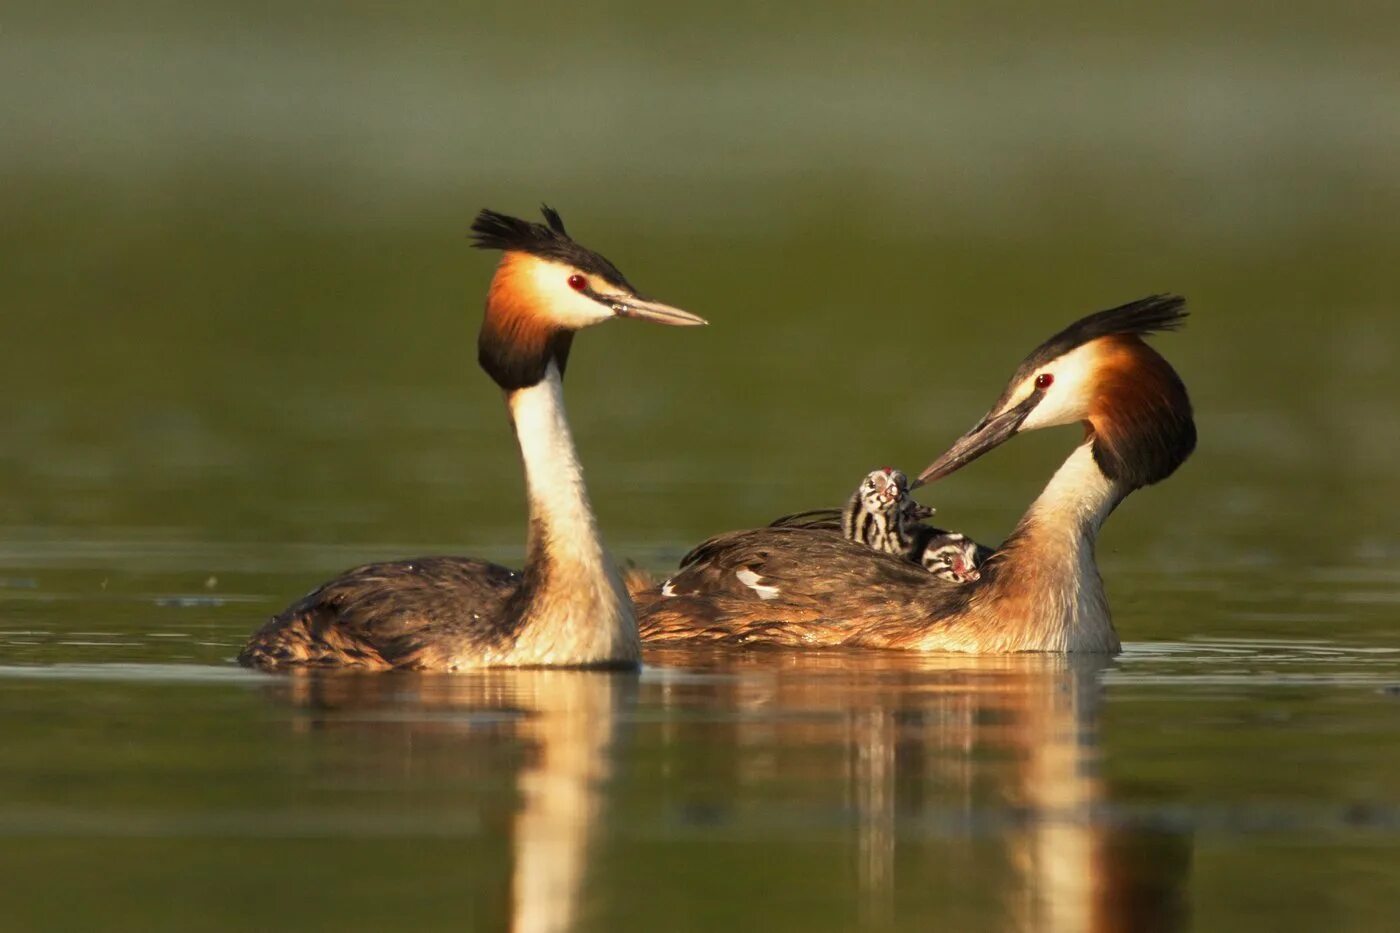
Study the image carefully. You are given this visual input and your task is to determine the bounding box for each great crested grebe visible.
[636,295,1194,653]
[774,468,990,583]
[239,207,705,671]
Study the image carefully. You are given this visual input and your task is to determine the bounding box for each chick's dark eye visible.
[567,274,587,291]
[1035,373,1054,390]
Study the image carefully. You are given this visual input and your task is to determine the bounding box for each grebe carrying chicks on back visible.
[240,237,1192,668]
[636,295,1195,654]
[239,207,705,671]
[771,467,991,583]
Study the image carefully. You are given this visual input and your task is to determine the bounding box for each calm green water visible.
[2,3,1399,930]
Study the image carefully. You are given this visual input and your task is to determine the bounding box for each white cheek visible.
[1021,390,1081,430]
[1017,344,1098,430]
[525,262,616,327]
[555,288,615,328]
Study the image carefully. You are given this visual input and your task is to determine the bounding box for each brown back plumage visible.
[637,526,978,647]
[239,557,524,670]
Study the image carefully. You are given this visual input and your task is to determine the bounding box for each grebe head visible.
[916,295,1196,491]
[857,467,910,513]
[470,206,705,389]
[921,536,982,583]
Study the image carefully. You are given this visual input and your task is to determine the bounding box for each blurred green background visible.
[4,0,1397,573]
[1,3,1399,931]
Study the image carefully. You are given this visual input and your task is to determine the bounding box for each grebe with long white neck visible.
[635,296,1194,653]
[239,207,705,671]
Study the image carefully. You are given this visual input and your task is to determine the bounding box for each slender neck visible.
[989,440,1126,651]
[1020,439,1124,541]
[512,364,603,568]
[504,363,638,665]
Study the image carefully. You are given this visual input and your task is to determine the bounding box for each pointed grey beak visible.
[610,296,708,327]
[913,398,1037,488]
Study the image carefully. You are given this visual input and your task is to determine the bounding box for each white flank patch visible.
[661,579,677,597]
[735,568,780,600]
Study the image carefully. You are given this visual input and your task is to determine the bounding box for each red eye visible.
[1035,373,1054,390]
[567,274,587,291]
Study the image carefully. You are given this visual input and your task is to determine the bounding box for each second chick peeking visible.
[840,468,990,583]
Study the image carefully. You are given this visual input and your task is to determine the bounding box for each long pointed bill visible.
[913,401,1035,488]
[610,296,708,326]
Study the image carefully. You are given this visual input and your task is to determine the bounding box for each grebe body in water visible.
[637,296,1194,654]
[240,207,705,671]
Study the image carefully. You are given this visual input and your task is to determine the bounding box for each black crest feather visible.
[469,205,632,289]
[1012,294,1187,383]
[540,204,568,236]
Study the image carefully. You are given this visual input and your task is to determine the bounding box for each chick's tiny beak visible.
[610,295,707,327]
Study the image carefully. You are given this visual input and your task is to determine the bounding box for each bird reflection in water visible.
[260,652,1188,932]
[269,670,632,933]
[643,650,1192,933]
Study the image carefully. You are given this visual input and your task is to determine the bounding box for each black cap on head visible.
[1008,294,1188,386]
[470,205,634,291]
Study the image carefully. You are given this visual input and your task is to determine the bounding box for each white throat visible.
[1025,440,1123,540]
[503,363,638,665]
